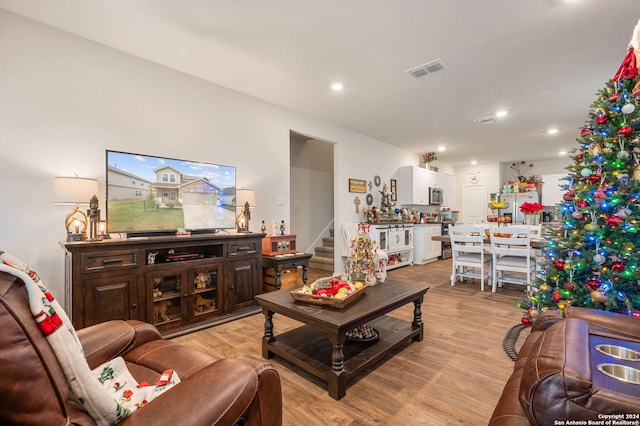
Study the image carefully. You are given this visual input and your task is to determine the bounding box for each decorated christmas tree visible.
[345,223,381,284]
[520,21,640,325]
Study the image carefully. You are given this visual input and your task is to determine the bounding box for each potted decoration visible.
[520,202,544,225]
[421,152,438,170]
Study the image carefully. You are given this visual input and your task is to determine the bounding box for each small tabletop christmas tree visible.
[345,223,381,284]
[520,20,640,325]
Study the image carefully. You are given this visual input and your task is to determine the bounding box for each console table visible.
[261,252,313,291]
[61,232,264,338]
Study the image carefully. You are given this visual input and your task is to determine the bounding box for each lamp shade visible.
[236,189,256,208]
[52,177,99,205]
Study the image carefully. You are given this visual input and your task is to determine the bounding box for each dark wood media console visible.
[62,232,265,337]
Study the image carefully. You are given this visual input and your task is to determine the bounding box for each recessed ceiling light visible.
[331,82,344,91]
[559,150,567,155]
[547,128,559,135]
[437,146,446,152]
[471,160,477,165]
[495,110,508,118]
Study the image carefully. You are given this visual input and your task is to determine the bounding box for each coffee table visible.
[254,280,429,399]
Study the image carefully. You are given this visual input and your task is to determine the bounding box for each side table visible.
[262,252,313,291]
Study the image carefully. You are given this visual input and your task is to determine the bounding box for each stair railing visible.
[305,218,335,253]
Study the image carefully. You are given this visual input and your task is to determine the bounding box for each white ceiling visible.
[2,0,640,166]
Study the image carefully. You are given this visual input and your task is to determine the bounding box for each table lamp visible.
[53,177,99,241]
[235,189,256,233]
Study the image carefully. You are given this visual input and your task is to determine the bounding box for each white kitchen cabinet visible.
[395,166,429,205]
[395,165,452,206]
[368,223,414,270]
[413,224,442,264]
[541,174,567,207]
[434,172,453,206]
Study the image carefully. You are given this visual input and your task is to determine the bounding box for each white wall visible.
[0,10,417,305]
[500,158,571,187]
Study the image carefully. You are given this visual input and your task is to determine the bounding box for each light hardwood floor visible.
[173,259,530,425]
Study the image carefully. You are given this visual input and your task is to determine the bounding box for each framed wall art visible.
[349,178,367,193]
[390,179,397,201]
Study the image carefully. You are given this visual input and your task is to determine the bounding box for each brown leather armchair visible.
[490,307,640,425]
[0,271,282,425]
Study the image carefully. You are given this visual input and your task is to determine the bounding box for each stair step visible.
[322,236,334,247]
[315,246,334,256]
[309,256,334,272]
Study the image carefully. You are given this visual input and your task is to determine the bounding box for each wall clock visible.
[374,175,381,187]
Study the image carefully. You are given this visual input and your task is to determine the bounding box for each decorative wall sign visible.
[468,172,480,185]
[390,179,397,201]
[349,178,367,193]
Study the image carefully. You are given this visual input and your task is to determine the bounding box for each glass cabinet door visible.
[147,269,187,327]
[189,263,223,321]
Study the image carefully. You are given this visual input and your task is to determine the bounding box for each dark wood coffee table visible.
[255,280,429,399]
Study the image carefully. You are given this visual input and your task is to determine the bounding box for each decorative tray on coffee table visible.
[290,277,369,309]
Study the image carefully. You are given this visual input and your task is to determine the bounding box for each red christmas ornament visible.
[552,292,563,302]
[580,127,592,136]
[595,115,608,124]
[612,261,625,273]
[587,279,601,290]
[618,125,633,137]
[554,260,566,271]
[563,282,575,291]
[587,174,601,184]
[576,153,584,160]
[577,200,589,208]
[521,317,532,327]
[606,215,624,226]
[608,93,621,103]
[563,192,575,201]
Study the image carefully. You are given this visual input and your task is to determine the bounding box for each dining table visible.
[431,234,545,249]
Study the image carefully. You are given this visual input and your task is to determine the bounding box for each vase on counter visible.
[524,213,541,226]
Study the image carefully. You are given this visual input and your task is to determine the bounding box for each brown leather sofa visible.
[490,307,640,425]
[0,271,282,425]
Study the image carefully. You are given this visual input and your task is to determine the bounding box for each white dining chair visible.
[489,226,535,292]
[449,224,492,291]
[526,224,542,238]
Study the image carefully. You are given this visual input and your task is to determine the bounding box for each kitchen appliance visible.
[429,187,443,205]
[440,220,455,260]
[437,210,459,223]
[501,192,540,224]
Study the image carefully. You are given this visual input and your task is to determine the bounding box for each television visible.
[106,150,237,237]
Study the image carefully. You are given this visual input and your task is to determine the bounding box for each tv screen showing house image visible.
[106,150,237,235]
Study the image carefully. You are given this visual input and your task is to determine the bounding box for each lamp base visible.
[67,233,87,242]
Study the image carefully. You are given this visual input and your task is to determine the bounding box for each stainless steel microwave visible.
[429,187,443,205]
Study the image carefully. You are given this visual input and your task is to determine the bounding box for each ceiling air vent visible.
[406,58,448,78]
[474,116,498,126]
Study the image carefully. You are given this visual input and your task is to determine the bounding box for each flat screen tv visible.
[106,150,236,237]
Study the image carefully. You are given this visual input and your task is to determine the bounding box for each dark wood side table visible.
[261,252,313,291]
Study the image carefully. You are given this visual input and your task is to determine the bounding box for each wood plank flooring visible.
[173,259,530,425]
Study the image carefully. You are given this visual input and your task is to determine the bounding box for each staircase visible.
[308,228,335,272]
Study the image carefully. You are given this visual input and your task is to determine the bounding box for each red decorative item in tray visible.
[290,283,369,308]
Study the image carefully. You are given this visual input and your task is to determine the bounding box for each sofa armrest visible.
[563,307,640,339]
[531,309,563,332]
[77,320,162,370]
[118,357,282,426]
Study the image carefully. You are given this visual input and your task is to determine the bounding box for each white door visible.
[462,184,487,224]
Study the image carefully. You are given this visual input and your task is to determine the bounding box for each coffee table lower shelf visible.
[263,315,420,398]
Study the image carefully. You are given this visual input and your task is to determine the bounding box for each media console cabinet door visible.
[229,257,260,311]
[82,273,140,328]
